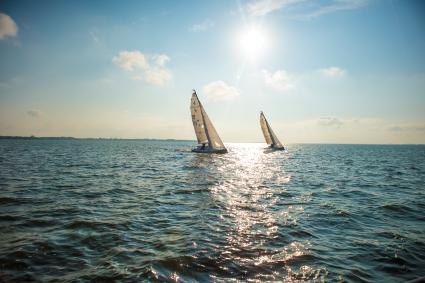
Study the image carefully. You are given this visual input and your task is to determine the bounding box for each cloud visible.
[89,28,100,44]
[387,125,425,132]
[145,69,172,86]
[203,81,240,101]
[112,50,149,71]
[0,13,18,39]
[299,0,368,19]
[278,117,425,144]
[27,110,43,118]
[317,117,344,128]
[112,50,172,86]
[153,54,169,67]
[246,0,305,17]
[244,0,367,18]
[262,69,295,91]
[320,67,346,78]
[190,19,214,32]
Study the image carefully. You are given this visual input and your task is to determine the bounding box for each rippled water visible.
[0,139,424,282]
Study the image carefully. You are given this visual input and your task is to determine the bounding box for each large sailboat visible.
[260,111,285,150]
[190,90,228,154]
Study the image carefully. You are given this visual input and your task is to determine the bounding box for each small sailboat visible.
[260,111,285,150]
[190,90,228,154]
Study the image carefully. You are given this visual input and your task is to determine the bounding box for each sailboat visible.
[190,90,228,154]
[260,111,285,150]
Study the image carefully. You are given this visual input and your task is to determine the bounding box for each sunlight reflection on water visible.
[207,143,322,281]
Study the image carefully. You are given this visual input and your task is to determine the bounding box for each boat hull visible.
[264,145,285,151]
[263,147,285,154]
[192,147,228,154]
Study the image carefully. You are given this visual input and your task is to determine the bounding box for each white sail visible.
[200,107,226,150]
[268,124,284,149]
[190,91,226,152]
[191,94,208,144]
[260,113,273,145]
[260,112,284,149]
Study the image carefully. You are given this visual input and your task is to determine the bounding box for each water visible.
[0,139,424,282]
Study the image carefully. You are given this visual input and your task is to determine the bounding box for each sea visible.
[0,139,424,282]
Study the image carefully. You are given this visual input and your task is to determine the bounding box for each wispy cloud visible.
[153,54,170,67]
[144,69,172,86]
[112,50,172,86]
[280,117,425,144]
[387,124,425,132]
[0,13,18,39]
[317,117,344,128]
[246,0,306,17]
[189,19,214,32]
[298,0,368,19]
[244,0,368,18]
[320,66,346,78]
[203,81,240,101]
[113,50,149,71]
[27,109,43,118]
[89,28,100,44]
[262,69,295,91]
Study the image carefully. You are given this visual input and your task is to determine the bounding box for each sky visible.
[0,0,424,144]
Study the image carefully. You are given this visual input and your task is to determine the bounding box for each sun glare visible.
[238,25,269,61]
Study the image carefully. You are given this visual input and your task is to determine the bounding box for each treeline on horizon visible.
[0,136,190,141]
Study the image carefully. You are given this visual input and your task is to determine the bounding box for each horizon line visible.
[0,136,424,146]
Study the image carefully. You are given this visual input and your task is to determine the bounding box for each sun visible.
[238,25,269,61]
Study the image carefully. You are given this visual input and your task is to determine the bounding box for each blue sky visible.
[0,0,424,143]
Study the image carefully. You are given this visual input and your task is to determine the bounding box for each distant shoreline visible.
[0,136,194,142]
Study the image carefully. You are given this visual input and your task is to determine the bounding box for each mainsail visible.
[191,94,208,144]
[260,112,284,149]
[191,91,226,151]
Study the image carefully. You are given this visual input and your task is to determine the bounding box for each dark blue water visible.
[0,139,424,282]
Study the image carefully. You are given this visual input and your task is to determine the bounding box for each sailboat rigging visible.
[190,90,227,154]
[260,111,285,150]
